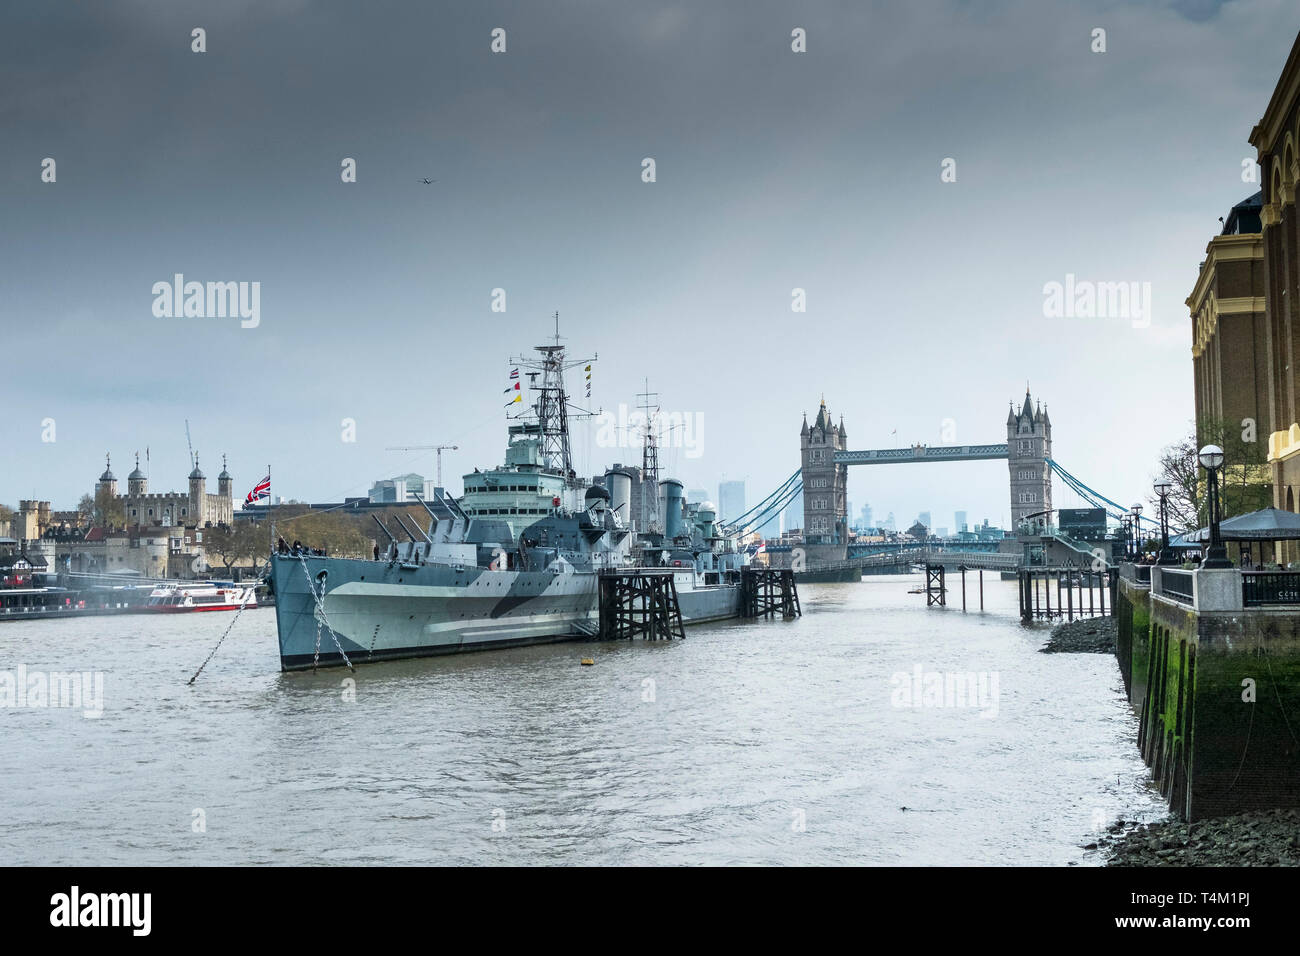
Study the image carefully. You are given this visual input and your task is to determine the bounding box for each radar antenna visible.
[509,312,597,487]
[637,379,661,532]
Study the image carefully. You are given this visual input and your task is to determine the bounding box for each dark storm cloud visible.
[1169,0,1241,23]
[1,0,1296,526]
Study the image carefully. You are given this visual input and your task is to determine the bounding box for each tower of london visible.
[97,452,234,528]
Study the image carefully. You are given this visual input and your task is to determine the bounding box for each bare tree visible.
[1150,434,1203,534]
[1150,417,1271,534]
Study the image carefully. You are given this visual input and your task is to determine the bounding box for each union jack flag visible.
[245,475,271,505]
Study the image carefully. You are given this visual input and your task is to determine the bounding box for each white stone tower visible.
[188,455,206,525]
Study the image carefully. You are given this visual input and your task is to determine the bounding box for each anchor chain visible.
[298,553,354,672]
[187,586,257,685]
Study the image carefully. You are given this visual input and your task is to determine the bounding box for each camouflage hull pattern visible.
[270,553,740,671]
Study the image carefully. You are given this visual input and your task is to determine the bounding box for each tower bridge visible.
[796,388,1053,568]
[834,444,1010,465]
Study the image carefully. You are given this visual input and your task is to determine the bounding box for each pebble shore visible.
[1044,615,1300,865]
[1092,808,1300,866]
[1040,616,1117,654]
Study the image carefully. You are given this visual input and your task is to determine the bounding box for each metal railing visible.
[1157,568,1194,603]
[1242,571,1300,606]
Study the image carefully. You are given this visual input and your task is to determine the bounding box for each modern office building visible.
[718,480,745,522]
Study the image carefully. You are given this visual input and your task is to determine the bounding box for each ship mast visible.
[510,312,596,487]
[638,379,661,532]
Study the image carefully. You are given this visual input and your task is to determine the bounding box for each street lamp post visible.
[1131,503,1144,561]
[1198,444,1231,569]
[1121,514,1133,561]
[1154,480,1174,564]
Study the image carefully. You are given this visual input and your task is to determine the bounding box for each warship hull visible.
[270,553,741,671]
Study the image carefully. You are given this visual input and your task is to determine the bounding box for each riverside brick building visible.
[1250,32,1300,520]
[1187,192,1268,446]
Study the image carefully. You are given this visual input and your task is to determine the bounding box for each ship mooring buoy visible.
[580,658,595,666]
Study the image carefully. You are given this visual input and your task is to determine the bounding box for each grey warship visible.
[269,330,745,671]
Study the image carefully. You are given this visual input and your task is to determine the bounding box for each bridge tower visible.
[1006,387,1053,532]
[800,398,849,562]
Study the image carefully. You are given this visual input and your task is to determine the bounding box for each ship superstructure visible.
[268,326,745,671]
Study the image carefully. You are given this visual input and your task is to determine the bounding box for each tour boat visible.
[146,583,257,612]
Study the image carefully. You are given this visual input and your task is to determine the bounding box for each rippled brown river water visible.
[0,574,1168,865]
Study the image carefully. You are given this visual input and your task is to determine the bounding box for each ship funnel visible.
[660,479,684,539]
[605,468,632,527]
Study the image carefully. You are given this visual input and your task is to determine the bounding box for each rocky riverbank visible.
[1092,808,1300,865]
[1040,616,1117,654]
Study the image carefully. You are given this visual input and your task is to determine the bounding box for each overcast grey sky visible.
[1,0,1294,528]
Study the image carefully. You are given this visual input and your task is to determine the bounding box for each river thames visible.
[0,574,1167,865]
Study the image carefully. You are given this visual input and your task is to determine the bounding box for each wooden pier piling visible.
[925,564,946,606]
[1017,567,1116,623]
[741,568,801,619]
[597,569,686,640]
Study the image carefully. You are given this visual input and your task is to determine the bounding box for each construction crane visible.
[385,444,458,488]
[185,419,195,469]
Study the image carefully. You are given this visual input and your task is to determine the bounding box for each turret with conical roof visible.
[97,453,118,498]
[188,454,206,522]
[814,397,830,432]
[217,454,233,501]
[127,452,147,496]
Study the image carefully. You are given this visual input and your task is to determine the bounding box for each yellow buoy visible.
[580,658,595,666]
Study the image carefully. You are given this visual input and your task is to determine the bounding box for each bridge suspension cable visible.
[730,479,803,535]
[720,468,802,531]
[1047,459,1158,527]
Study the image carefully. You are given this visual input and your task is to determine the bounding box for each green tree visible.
[202,522,269,574]
[1150,417,1271,534]
[91,486,126,528]
[276,511,371,558]
[1197,415,1271,518]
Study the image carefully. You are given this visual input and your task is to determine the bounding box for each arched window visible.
[1285,135,1296,196]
